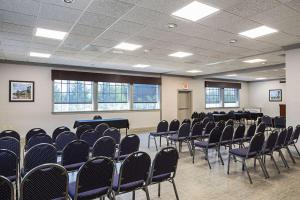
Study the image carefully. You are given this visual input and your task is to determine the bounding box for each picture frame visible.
[269,89,282,102]
[9,80,35,102]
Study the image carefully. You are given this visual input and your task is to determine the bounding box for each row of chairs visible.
[0,147,180,200]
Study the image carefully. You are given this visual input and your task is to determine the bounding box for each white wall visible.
[248,80,286,117]
[286,48,300,126]
[0,63,249,137]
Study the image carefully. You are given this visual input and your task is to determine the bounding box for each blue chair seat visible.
[194,141,216,148]
[68,181,109,199]
[113,174,144,192]
[150,132,169,137]
[7,175,17,182]
[151,173,171,183]
[168,135,187,142]
[64,162,85,171]
[229,148,257,158]
[115,154,128,161]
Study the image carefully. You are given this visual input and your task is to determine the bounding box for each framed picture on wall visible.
[9,80,34,102]
[269,89,282,102]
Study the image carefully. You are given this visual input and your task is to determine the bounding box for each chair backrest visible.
[233,124,246,140]
[225,119,234,127]
[276,129,287,148]
[208,128,222,144]
[52,126,70,142]
[177,123,191,138]
[80,130,99,147]
[204,121,215,135]
[274,117,286,129]
[182,119,191,126]
[213,111,219,114]
[103,128,121,144]
[190,122,204,137]
[169,119,180,132]
[216,120,225,131]
[26,128,46,144]
[26,133,52,151]
[246,124,256,138]
[76,125,93,139]
[0,176,14,200]
[198,112,206,121]
[192,118,201,128]
[150,147,179,183]
[74,157,114,198]
[92,136,116,159]
[0,130,20,141]
[93,115,102,120]
[157,120,169,133]
[264,131,278,151]
[119,134,140,157]
[220,125,234,142]
[21,164,68,200]
[248,132,265,155]
[256,122,266,133]
[55,131,77,152]
[23,143,57,174]
[116,152,151,191]
[95,123,109,137]
[262,115,273,127]
[61,140,89,167]
[292,125,300,142]
[227,111,235,120]
[0,149,18,178]
[202,117,210,127]
[284,126,294,146]
[0,136,20,158]
[257,117,262,126]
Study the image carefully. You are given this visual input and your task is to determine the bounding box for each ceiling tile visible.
[70,24,105,37]
[41,0,92,10]
[110,20,145,34]
[36,18,73,32]
[78,12,117,29]
[0,0,40,16]
[0,10,36,26]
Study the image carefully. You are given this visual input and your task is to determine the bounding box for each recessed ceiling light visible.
[239,26,278,39]
[132,64,150,68]
[243,59,266,63]
[169,51,193,58]
[64,0,74,3]
[206,59,235,66]
[35,28,67,40]
[226,74,237,77]
[29,52,51,58]
[114,42,142,51]
[168,23,177,28]
[229,39,237,43]
[255,77,267,80]
[172,1,219,22]
[187,70,202,73]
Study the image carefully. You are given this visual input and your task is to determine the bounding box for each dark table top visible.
[73,118,129,129]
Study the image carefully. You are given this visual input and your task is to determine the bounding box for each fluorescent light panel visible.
[255,77,267,80]
[172,1,219,22]
[243,59,266,63]
[187,70,202,73]
[132,64,150,68]
[114,42,142,51]
[226,74,237,77]
[35,28,67,40]
[239,26,278,39]
[169,51,193,58]
[29,52,51,58]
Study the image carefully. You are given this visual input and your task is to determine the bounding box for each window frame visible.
[205,87,240,109]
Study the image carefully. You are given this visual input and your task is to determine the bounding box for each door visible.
[177,90,192,122]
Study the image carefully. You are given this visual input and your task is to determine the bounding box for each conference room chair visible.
[182,118,191,126]
[95,123,109,138]
[25,133,52,151]
[244,124,257,143]
[202,121,215,138]
[148,120,169,151]
[262,115,273,132]
[0,149,18,198]
[61,140,89,171]
[227,132,268,184]
[274,129,289,169]
[0,130,20,141]
[257,117,262,126]
[225,119,234,127]
[112,151,151,200]
[289,125,300,157]
[0,136,20,159]
[117,134,140,161]
[68,157,115,200]
[80,130,99,148]
[148,147,179,200]
[25,128,46,145]
[22,143,57,176]
[213,111,219,114]
[261,130,280,174]
[0,176,14,200]
[273,117,286,130]
[55,131,77,154]
[191,118,201,128]
[93,115,102,120]
[227,111,235,121]
[190,122,204,142]
[232,124,246,147]
[201,117,210,127]
[256,122,266,134]
[206,113,214,121]
[76,125,93,139]
[20,163,68,200]
[244,111,251,125]
[220,111,226,114]
[167,123,192,154]
[52,126,70,142]
[191,112,198,119]
[216,120,225,132]
[168,119,180,135]
[192,127,222,167]
[103,128,121,145]
[92,136,116,159]
[218,125,235,165]
[283,126,296,164]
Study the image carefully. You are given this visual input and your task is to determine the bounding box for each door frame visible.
[177,89,193,121]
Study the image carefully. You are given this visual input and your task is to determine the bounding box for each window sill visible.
[52,109,160,115]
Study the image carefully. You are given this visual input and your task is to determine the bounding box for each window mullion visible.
[93,82,98,111]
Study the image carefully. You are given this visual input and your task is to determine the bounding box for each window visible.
[53,80,93,112]
[205,87,240,108]
[205,87,222,108]
[224,88,239,107]
[133,84,160,110]
[97,82,130,111]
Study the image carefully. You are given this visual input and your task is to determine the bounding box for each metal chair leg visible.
[227,154,231,175]
[279,150,289,168]
[192,145,195,164]
[132,190,135,200]
[159,136,162,147]
[286,147,296,164]
[148,134,151,148]
[205,149,211,169]
[270,154,280,174]
[218,147,224,165]
[243,159,253,184]
[158,183,161,197]
[154,137,158,151]
[187,141,193,157]
[257,157,269,178]
[293,144,300,157]
[171,179,179,200]
[144,186,150,200]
